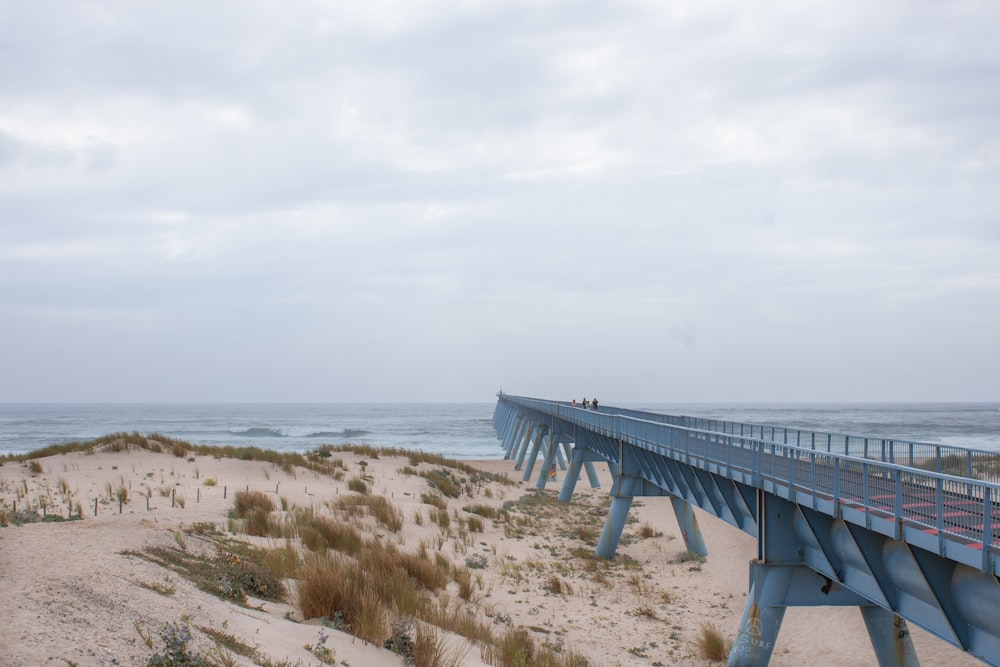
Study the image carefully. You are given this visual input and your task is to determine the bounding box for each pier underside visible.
[493,396,1000,666]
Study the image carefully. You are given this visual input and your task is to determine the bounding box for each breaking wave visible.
[230,427,284,438]
[306,428,372,439]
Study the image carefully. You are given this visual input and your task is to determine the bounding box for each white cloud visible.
[0,0,998,402]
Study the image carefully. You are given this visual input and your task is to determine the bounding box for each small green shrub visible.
[420,469,462,498]
[147,622,207,667]
[214,550,284,603]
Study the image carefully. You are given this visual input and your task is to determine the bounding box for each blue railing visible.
[502,395,1000,564]
[530,399,1000,484]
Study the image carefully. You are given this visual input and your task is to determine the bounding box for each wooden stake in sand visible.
[94,498,98,516]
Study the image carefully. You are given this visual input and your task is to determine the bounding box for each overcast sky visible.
[1,1,998,403]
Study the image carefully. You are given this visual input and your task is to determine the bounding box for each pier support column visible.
[559,446,607,501]
[727,561,884,666]
[513,422,535,470]
[555,440,568,469]
[727,492,915,667]
[860,607,920,667]
[536,433,558,489]
[670,496,708,557]
[503,416,524,459]
[595,453,669,559]
[727,563,788,667]
[559,447,585,502]
[522,429,547,482]
[596,493,634,559]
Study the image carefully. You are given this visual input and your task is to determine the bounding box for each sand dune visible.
[0,444,983,667]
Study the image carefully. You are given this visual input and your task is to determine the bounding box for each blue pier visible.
[492,394,1000,667]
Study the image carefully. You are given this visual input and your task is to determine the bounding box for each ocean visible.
[1,401,998,459]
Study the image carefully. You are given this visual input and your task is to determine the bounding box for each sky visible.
[1,1,999,404]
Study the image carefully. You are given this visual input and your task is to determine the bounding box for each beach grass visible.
[8,438,600,666]
[697,621,729,661]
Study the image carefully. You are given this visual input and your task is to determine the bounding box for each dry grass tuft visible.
[545,575,573,596]
[230,489,279,537]
[637,522,662,539]
[231,489,275,516]
[412,623,469,667]
[332,494,403,532]
[697,621,729,661]
[296,511,364,554]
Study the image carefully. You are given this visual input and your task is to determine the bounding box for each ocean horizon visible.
[2,400,999,458]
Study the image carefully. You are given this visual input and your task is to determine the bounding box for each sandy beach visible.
[0,441,984,667]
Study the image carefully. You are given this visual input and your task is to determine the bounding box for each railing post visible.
[770,444,776,489]
[935,477,945,555]
[788,447,796,503]
[894,471,904,540]
[810,452,817,510]
[834,458,841,513]
[983,486,993,573]
[753,441,762,488]
[968,453,975,497]
[725,435,732,478]
[862,462,871,528]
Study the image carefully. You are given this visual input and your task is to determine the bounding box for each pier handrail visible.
[512,396,1000,483]
[502,394,1000,563]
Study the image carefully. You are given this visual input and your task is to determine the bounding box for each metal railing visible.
[501,395,1000,559]
[537,400,1000,484]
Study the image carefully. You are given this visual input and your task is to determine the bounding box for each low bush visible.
[147,621,207,667]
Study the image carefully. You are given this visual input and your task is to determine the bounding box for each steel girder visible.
[495,400,1000,666]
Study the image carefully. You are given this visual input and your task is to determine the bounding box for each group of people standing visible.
[571,397,599,410]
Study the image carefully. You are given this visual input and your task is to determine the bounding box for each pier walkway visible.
[492,394,1000,667]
